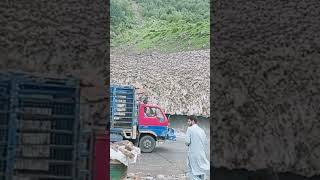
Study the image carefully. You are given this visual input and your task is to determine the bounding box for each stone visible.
[156,174,166,180]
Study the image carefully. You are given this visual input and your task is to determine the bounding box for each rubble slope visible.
[111,50,210,116]
[211,0,320,177]
[0,0,108,127]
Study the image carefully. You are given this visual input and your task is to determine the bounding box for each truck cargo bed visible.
[110,85,137,130]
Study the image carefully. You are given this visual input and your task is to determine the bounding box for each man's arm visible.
[185,128,191,146]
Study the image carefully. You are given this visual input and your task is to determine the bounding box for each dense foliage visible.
[136,0,209,22]
[111,0,209,53]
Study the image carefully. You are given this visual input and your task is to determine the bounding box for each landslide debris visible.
[111,50,210,117]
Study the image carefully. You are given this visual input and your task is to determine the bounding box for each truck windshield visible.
[155,108,164,122]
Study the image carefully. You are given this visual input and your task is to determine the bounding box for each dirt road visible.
[127,136,210,179]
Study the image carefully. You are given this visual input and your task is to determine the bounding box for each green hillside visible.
[111,0,209,53]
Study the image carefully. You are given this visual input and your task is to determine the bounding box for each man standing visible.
[185,115,210,180]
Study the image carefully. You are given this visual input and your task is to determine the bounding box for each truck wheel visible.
[139,135,156,153]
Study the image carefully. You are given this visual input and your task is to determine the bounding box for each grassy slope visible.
[111,0,209,53]
[113,20,209,53]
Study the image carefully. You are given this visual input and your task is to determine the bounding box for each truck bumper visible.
[166,128,177,141]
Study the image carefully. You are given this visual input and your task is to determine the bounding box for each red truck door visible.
[138,104,168,137]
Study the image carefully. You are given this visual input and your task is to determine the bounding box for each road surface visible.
[127,136,210,179]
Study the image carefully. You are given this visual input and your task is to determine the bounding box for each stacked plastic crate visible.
[0,71,83,180]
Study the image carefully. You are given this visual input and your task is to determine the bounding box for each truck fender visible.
[139,131,157,139]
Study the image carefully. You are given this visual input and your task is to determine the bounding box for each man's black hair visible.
[187,115,198,123]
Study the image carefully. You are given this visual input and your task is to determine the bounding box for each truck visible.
[110,85,176,153]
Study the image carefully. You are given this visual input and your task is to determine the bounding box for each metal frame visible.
[0,74,11,180]
[0,71,82,180]
[16,74,78,179]
[110,85,138,142]
[72,79,80,179]
[6,77,17,180]
[110,85,136,128]
[110,86,116,128]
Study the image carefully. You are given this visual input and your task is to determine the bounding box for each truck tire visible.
[139,135,156,153]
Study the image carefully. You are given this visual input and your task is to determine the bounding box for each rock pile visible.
[111,50,210,117]
[212,0,320,177]
[0,2,108,178]
[111,141,138,159]
[0,0,108,127]
[111,140,140,166]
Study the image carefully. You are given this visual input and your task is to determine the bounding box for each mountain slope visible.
[110,0,209,53]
